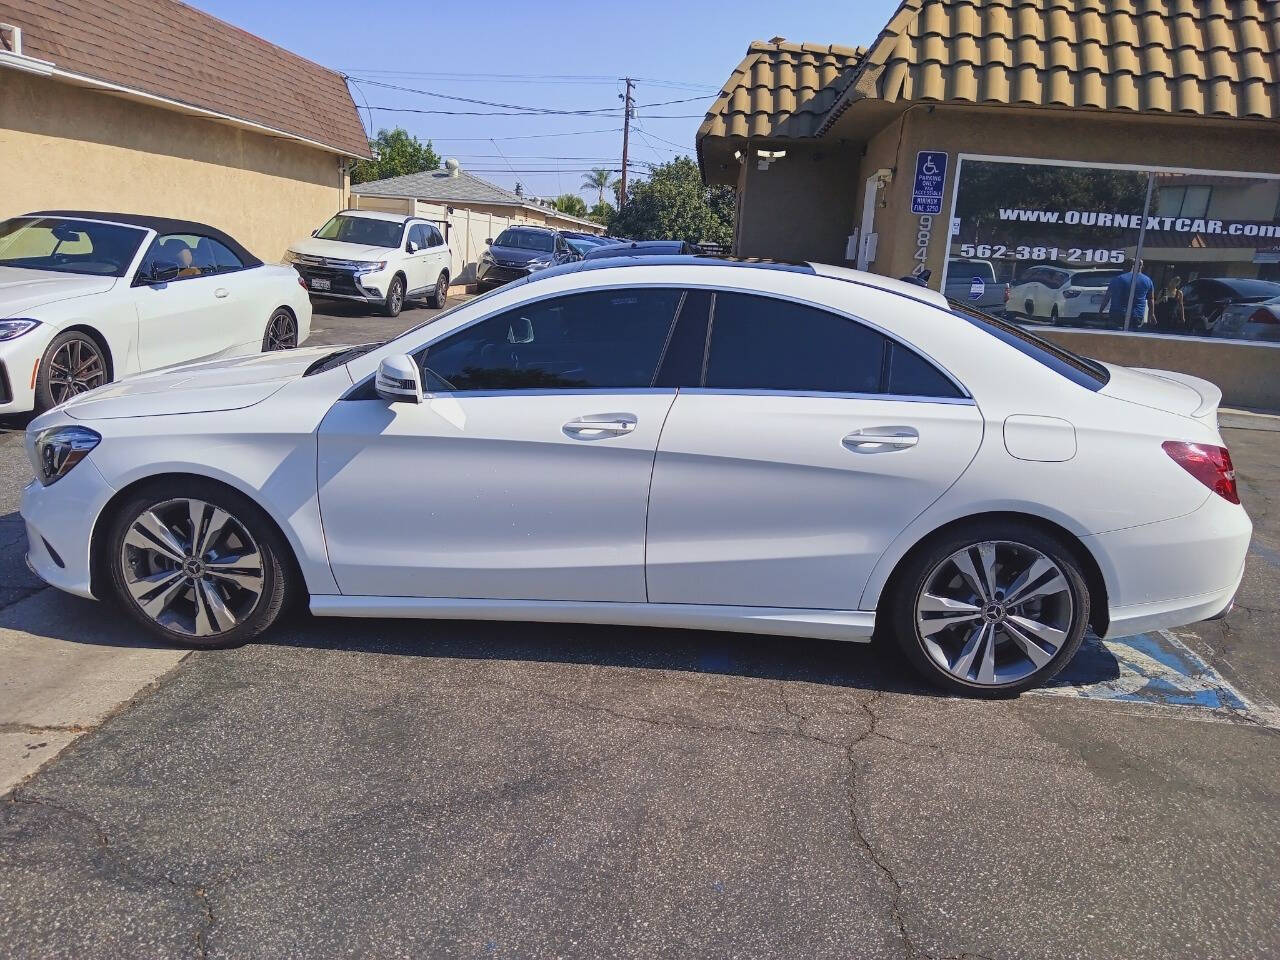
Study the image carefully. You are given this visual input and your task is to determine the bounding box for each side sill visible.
[309,596,876,643]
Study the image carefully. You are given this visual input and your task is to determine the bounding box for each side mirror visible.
[485,238,493,246]
[137,261,182,286]
[406,240,419,254]
[311,229,319,237]
[375,354,423,404]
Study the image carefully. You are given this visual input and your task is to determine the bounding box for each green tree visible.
[553,193,589,218]
[589,200,616,227]
[609,156,734,247]
[581,168,616,207]
[350,128,441,185]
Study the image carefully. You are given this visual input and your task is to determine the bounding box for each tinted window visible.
[148,233,242,278]
[885,343,964,398]
[653,290,712,388]
[1067,270,1122,288]
[705,293,885,394]
[409,224,427,247]
[494,228,555,252]
[1219,278,1280,299]
[949,299,1110,391]
[949,260,995,283]
[0,216,146,277]
[427,225,445,247]
[416,288,683,391]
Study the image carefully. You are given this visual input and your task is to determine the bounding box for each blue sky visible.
[188,0,901,200]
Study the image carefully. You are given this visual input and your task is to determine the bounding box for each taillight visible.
[1162,441,1239,504]
[1248,307,1278,325]
[297,275,308,291]
[1003,284,1010,303]
[1063,289,1082,298]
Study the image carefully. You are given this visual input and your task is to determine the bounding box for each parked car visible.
[944,258,1008,317]
[1181,277,1280,336]
[562,235,611,257]
[1212,294,1280,342]
[561,231,615,250]
[476,226,582,290]
[22,257,1249,697]
[1007,266,1124,326]
[581,240,697,259]
[286,210,451,318]
[0,211,310,416]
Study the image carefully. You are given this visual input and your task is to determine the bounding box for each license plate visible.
[310,278,331,291]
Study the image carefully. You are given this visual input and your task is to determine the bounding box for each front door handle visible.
[563,413,637,440]
[214,287,230,298]
[842,427,919,452]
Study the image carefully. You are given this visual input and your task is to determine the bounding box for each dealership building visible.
[697,0,1280,408]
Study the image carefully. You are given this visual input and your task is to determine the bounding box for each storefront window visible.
[944,158,1280,344]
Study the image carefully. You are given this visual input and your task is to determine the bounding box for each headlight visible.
[32,425,101,486]
[479,251,494,263]
[0,318,40,341]
[354,260,387,273]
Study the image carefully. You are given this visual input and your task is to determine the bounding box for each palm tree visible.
[581,168,615,207]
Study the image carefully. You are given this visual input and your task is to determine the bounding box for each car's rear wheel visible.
[1050,306,1061,325]
[382,275,405,317]
[888,522,1090,697]
[35,331,109,412]
[427,271,449,309]
[262,308,297,351]
[105,480,292,648]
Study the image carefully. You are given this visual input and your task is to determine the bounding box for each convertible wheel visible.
[106,481,292,648]
[889,522,1090,697]
[427,272,449,309]
[383,276,405,318]
[35,331,108,411]
[263,308,298,351]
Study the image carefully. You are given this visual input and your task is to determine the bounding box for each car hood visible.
[63,346,338,421]
[1100,364,1222,421]
[487,244,550,266]
[0,267,117,316]
[288,236,397,262]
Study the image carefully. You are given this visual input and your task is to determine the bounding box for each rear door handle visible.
[214,287,230,298]
[842,427,919,452]
[563,413,637,440]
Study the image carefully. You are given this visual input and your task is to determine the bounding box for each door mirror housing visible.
[406,240,419,254]
[136,261,182,286]
[375,354,423,404]
[485,238,493,245]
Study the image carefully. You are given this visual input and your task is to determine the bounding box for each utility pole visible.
[619,78,634,207]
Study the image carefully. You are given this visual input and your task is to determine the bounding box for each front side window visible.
[0,217,146,277]
[146,234,242,279]
[416,288,685,391]
[409,224,427,248]
[315,214,404,248]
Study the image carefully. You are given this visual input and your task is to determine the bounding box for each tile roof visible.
[820,0,1280,133]
[352,168,526,206]
[697,39,867,141]
[0,0,371,157]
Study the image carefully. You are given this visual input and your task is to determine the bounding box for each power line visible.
[348,77,619,115]
[431,128,622,141]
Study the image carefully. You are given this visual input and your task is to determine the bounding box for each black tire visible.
[1050,306,1061,326]
[262,308,298,351]
[427,271,449,309]
[104,478,293,649]
[34,330,110,412]
[382,275,405,317]
[887,520,1090,697]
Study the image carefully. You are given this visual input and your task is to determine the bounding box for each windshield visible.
[494,229,554,252]
[947,260,995,283]
[315,215,404,248]
[0,216,147,277]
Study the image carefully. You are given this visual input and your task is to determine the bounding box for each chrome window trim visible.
[679,387,976,405]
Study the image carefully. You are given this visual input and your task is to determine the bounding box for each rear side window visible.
[949,299,1110,390]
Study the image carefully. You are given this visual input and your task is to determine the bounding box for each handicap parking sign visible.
[911,151,947,215]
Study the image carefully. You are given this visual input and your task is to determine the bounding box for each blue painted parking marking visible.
[1035,629,1272,723]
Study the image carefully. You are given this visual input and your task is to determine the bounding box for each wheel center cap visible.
[982,601,1007,624]
[182,557,204,578]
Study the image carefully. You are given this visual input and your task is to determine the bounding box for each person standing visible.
[1155,276,1186,331]
[1100,259,1156,329]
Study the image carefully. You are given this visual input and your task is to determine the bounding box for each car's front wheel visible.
[105,480,293,648]
[34,331,109,412]
[382,275,405,318]
[888,522,1090,696]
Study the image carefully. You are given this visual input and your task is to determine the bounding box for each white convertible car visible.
[0,211,311,415]
[21,257,1250,695]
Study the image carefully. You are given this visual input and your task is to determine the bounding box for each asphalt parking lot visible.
[1,299,1278,958]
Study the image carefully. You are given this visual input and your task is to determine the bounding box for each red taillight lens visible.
[1162,441,1240,504]
[1003,285,1011,303]
[297,275,308,291]
[1248,307,1278,325]
[1063,289,1082,298]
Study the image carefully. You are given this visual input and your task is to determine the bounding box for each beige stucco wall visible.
[1038,328,1280,411]
[1,72,349,262]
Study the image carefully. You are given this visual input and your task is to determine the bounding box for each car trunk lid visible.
[1100,363,1222,423]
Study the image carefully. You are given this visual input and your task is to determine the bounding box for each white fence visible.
[351,194,599,287]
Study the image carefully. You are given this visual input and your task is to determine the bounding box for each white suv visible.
[287,211,451,317]
[1007,266,1124,326]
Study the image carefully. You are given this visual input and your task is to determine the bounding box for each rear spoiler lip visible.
[1130,367,1223,419]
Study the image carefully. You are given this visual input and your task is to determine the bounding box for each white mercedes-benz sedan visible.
[0,211,311,415]
[20,257,1251,695]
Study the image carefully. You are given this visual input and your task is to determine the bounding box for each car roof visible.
[27,210,262,267]
[332,209,413,223]
[499,224,557,235]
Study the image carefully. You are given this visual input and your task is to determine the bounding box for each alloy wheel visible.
[49,339,107,403]
[435,275,447,306]
[389,280,404,314]
[118,498,264,637]
[914,540,1074,686]
[265,310,297,350]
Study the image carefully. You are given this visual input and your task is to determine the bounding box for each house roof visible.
[820,0,1280,134]
[697,39,867,142]
[0,0,371,158]
[352,168,526,206]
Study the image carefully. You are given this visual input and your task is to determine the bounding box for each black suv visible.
[476,226,582,290]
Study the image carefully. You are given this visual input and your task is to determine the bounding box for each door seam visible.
[642,389,681,603]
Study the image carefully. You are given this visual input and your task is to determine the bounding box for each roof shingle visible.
[0,0,371,158]
[351,169,525,206]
